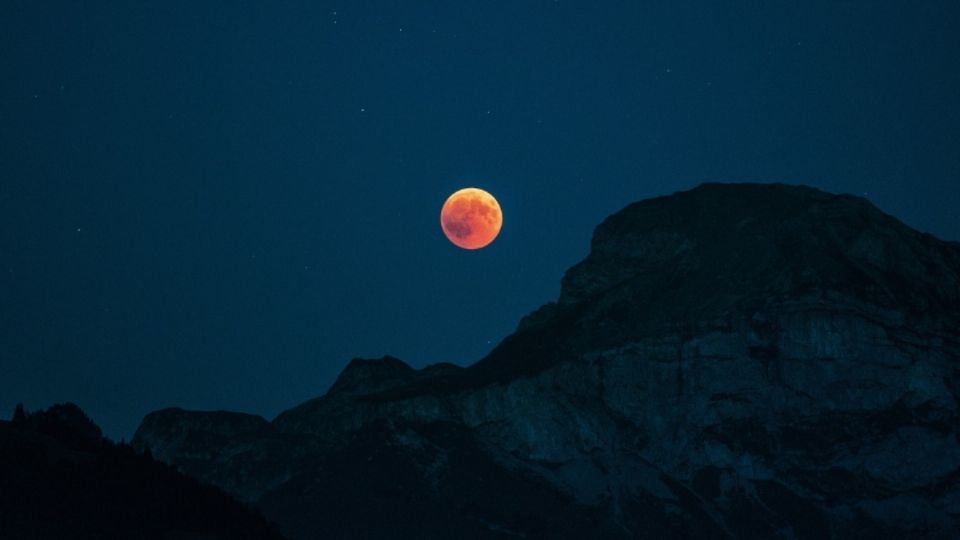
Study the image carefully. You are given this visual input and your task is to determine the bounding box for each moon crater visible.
[440,188,502,249]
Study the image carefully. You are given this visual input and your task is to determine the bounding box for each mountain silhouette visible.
[130,183,959,538]
[0,402,285,539]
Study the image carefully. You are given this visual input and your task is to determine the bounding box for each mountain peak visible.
[559,182,959,317]
[452,182,960,391]
[328,355,416,395]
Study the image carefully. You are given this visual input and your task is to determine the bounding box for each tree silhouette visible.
[11,403,26,425]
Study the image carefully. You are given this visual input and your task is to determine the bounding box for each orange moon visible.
[440,187,503,250]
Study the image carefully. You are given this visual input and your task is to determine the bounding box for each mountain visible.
[133,183,960,539]
[0,402,285,540]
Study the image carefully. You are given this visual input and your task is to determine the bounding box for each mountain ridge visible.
[0,402,285,539]
[133,182,960,539]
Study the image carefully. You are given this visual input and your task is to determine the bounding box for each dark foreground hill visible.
[134,183,960,539]
[0,402,285,540]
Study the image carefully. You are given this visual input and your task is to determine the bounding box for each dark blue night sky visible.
[2,1,958,439]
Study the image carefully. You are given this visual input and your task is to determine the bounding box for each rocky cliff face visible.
[133,183,960,539]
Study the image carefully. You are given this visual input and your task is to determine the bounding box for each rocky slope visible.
[133,183,960,539]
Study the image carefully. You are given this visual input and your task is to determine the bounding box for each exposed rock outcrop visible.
[134,183,960,539]
[135,407,272,463]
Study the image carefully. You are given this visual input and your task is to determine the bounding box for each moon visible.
[440,187,503,250]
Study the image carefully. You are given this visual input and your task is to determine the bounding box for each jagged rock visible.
[133,408,271,464]
[134,183,960,539]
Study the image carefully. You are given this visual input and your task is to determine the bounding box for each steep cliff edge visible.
[134,183,960,539]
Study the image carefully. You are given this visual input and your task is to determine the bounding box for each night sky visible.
[2,1,958,439]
